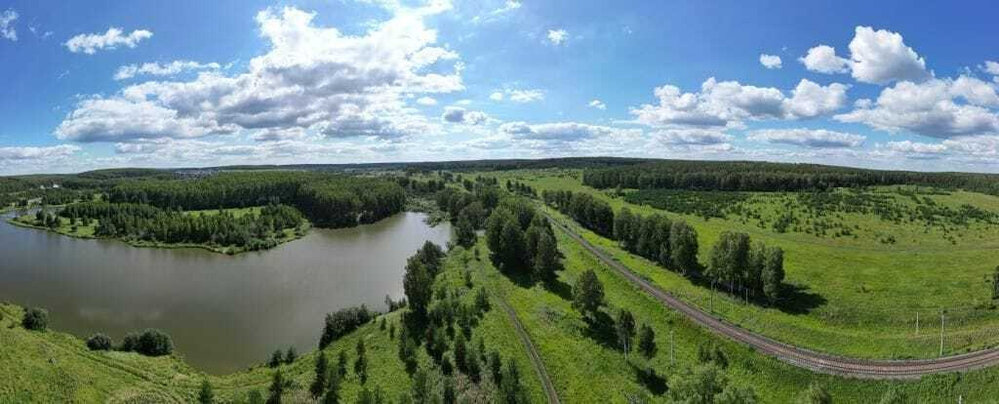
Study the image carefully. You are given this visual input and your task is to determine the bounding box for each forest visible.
[583,160,999,194]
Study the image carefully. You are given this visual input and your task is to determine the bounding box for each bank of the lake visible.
[0,211,450,373]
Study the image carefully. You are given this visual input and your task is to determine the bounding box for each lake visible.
[0,211,451,373]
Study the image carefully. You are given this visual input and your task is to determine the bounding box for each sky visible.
[1,0,999,175]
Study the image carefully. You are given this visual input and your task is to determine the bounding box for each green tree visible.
[355,338,368,384]
[337,350,348,377]
[572,269,605,319]
[198,379,214,404]
[716,384,758,404]
[637,324,657,359]
[795,383,832,404]
[668,363,726,404]
[86,333,113,351]
[454,215,477,247]
[615,309,636,356]
[310,353,329,399]
[21,307,48,331]
[248,390,264,404]
[762,246,785,304]
[532,229,561,281]
[499,360,529,404]
[269,350,283,368]
[878,386,906,404]
[322,369,341,404]
[709,232,751,292]
[266,370,284,404]
[284,346,297,364]
[670,221,699,274]
[614,207,636,249]
[454,332,468,373]
[404,259,433,318]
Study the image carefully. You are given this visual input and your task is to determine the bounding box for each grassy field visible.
[478,169,999,359]
[7,206,307,255]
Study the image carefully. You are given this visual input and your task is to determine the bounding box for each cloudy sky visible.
[1,0,999,174]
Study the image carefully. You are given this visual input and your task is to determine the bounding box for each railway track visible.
[548,215,999,379]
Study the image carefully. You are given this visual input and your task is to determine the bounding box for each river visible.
[0,211,450,373]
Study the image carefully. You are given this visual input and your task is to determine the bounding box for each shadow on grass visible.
[581,310,620,350]
[542,277,572,301]
[630,362,668,396]
[774,283,827,315]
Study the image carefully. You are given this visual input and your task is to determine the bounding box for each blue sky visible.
[1,0,998,174]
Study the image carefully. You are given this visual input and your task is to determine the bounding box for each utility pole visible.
[711,281,715,314]
[915,312,919,335]
[939,311,945,357]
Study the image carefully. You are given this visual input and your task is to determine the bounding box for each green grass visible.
[478,169,999,359]
[463,212,999,402]
[8,206,308,255]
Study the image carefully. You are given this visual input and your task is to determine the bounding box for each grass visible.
[478,169,999,359]
[7,206,308,255]
[464,213,999,402]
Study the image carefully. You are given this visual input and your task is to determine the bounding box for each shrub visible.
[86,333,113,351]
[120,329,173,356]
[21,307,48,331]
[319,306,372,349]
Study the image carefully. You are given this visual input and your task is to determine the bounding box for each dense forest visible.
[583,160,999,194]
[107,172,406,228]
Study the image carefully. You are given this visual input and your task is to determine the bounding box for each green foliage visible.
[320,306,372,349]
[267,370,284,404]
[708,231,784,302]
[284,346,297,364]
[21,307,48,331]
[498,359,530,404]
[268,350,283,368]
[638,324,656,359]
[198,379,214,404]
[310,353,329,399]
[118,329,173,357]
[615,308,636,354]
[572,269,605,318]
[795,383,832,404]
[354,338,368,384]
[543,189,614,237]
[86,333,113,351]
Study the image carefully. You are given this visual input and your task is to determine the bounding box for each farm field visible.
[477,169,999,359]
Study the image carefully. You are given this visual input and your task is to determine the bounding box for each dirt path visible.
[493,292,562,403]
[548,215,999,379]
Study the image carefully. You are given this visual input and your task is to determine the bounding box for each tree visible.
[878,386,906,404]
[310,353,329,399]
[269,350,283,368]
[762,246,785,304]
[795,383,832,404]
[411,367,431,404]
[638,324,657,359]
[404,259,433,319]
[337,350,348,377]
[355,338,368,384]
[248,390,264,404]
[709,232,751,292]
[443,377,457,404]
[992,265,999,300]
[486,208,527,271]
[615,309,637,356]
[614,207,635,249]
[267,370,284,404]
[198,379,214,404]
[716,384,758,404]
[532,230,561,281]
[323,368,341,404]
[499,360,529,404]
[86,333,113,351]
[454,215,477,247]
[668,363,726,404]
[454,332,468,373]
[284,346,297,364]
[21,307,48,331]
[670,221,699,274]
[133,329,173,356]
[572,269,605,319]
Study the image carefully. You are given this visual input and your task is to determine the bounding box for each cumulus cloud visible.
[65,27,153,54]
[500,121,632,142]
[0,145,80,161]
[442,106,488,125]
[799,45,849,74]
[835,77,999,138]
[759,54,782,69]
[652,129,731,145]
[588,99,606,110]
[982,61,999,76]
[801,27,930,84]
[547,29,567,46]
[416,96,437,106]
[114,61,222,80]
[57,6,462,143]
[0,9,17,41]
[490,88,544,103]
[748,128,865,148]
[631,77,848,128]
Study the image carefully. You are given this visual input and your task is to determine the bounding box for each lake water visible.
[0,211,450,373]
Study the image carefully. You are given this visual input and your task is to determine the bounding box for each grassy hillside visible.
[477,169,999,359]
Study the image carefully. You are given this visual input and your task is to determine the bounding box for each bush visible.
[86,333,113,351]
[120,329,173,356]
[21,307,48,331]
[319,306,372,349]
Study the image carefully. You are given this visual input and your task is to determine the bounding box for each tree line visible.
[106,172,407,228]
[583,160,999,194]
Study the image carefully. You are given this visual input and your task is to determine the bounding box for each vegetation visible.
[21,307,48,331]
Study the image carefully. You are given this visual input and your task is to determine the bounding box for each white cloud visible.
[588,99,606,110]
[748,128,865,148]
[631,77,848,128]
[799,45,849,74]
[416,96,437,106]
[0,9,17,41]
[491,88,544,103]
[835,77,999,138]
[65,27,154,54]
[547,29,567,46]
[114,61,222,80]
[442,106,488,125]
[57,6,462,143]
[848,26,930,84]
[0,145,80,161]
[653,129,731,145]
[500,121,633,142]
[982,61,999,76]
[759,54,782,69]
